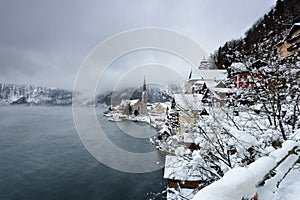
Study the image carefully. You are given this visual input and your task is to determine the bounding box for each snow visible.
[167,188,197,200]
[257,155,299,200]
[251,103,263,111]
[173,94,203,111]
[230,62,247,71]
[290,68,300,75]
[192,167,256,200]
[224,125,259,148]
[164,155,202,181]
[183,132,194,143]
[212,87,232,93]
[294,22,300,26]
[174,146,186,156]
[291,129,300,141]
[0,83,72,106]
[129,99,140,106]
[189,70,227,81]
[272,168,300,200]
[159,126,171,135]
[194,80,206,85]
[192,141,300,200]
[248,157,276,181]
[269,140,298,162]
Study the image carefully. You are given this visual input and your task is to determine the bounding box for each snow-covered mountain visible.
[96,83,174,106]
[211,0,300,68]
[0,83,72,106]
[0,82,177,106]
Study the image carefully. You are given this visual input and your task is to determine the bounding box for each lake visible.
[0,106,165,200]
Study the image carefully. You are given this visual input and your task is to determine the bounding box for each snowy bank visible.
[192,140,299,200]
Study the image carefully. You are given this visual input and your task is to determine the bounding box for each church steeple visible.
[143,76,147,92]
[198,56,210,69]
[141,76,147,115]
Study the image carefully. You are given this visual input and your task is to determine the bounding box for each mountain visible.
[96,83,173,106]
[0,83,72,106]
[0,82,177,107]
[211,0,300,68]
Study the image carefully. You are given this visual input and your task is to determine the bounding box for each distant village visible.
[102,22,300,199]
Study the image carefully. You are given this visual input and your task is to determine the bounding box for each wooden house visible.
[277,23,300,58]
[229,62,265,89]
[164,155,203,189]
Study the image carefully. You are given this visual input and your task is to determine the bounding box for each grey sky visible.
[0,0,276,91]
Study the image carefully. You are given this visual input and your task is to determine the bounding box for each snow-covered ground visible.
[271,166,300,200]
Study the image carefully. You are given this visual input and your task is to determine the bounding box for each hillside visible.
[0,83,72,106]
[96,84,173,106]
[211,0,300,68]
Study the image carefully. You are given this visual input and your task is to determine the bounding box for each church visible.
[118,77,148,116]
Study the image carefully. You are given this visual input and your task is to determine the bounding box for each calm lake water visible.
[0,106,165,200]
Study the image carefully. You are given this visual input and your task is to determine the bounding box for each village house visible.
[149,102,169,115]
[229,62,265,89]
[164,155,203,199]
[148,102,170,130]
[187,69,227,94]
[187,68,230,107]
[277,22,300,58]
[117,99,144,116]
[116,77,148,116]
[186,58,230,107]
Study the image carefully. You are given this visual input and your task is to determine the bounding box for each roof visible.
[286,23,300,39]
[120,99,141,106]
[153,102,170,109]
[193,80,227,90]
[183,133,194,143]
[229,62,247,72]
[189,69,227,81]
[278,22,300,45]
[167,188,196,200]
[164,155,202,181]
[129,99,140,106]
[194,80,206,85]
[159,126,172,135]
[213,87,232,93]
[214,81,226,88]
[173,94,203,111]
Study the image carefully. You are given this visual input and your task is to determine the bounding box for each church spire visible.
[143,76,147,91]
[141,76,147,115]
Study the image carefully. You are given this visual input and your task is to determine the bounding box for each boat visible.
[118,114,127,119]
[108,114,122,122]
[108,117,122,122]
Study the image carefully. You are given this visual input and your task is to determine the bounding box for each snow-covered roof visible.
[167,188,196,200]
[153,102,170,109]
[277,23,300,45]
[173,94,203,111]
[194,80,205,85]
[189,70,227,81]
[120,99,140,106]
[230,62,247,71]
[183,133,194,143]
[129,99,140,106]
[159,126,172,135]
[214,81,226,88]
[164,155,202,181]
[193,80,228,93]
[285,22,300,39]
[120,99,128,106]
[213,87,232,93]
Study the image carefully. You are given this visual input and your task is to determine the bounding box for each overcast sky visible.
[0,0,276,92]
